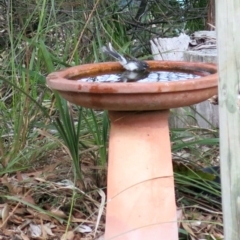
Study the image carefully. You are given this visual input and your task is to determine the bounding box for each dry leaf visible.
[60,231,75,240]
[0,203,10,228]
[43,223,55,236]
[75,225,92,233]
[190,220,202,227]
[22,195,36,205]
[50,208,68,218]
[94,189,105,237]
[29,223,56,238]
[29,223,42,238]
[71,217,95,224]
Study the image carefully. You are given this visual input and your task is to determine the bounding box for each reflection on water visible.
[77,70,202,83]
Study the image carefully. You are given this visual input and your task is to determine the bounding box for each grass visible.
[0,1,221,239]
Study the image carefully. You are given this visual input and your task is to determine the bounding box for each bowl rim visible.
[46,61,218,94]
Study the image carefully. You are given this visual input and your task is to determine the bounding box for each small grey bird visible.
[102,43,149,72]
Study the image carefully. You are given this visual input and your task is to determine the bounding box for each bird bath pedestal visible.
[46,61,217,240]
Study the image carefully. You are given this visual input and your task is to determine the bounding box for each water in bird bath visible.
[75,70,206,83]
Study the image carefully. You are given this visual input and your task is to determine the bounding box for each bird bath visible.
[46,61,218,240]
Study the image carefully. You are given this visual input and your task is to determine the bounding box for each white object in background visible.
[150,33,190,61]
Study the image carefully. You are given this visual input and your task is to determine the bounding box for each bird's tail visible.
[102,43,127,65]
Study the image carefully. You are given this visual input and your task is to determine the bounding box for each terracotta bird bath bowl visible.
[47,61,217,240]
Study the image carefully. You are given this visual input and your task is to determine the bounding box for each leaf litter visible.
[0,146,223,239]
[0,151,106,239]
